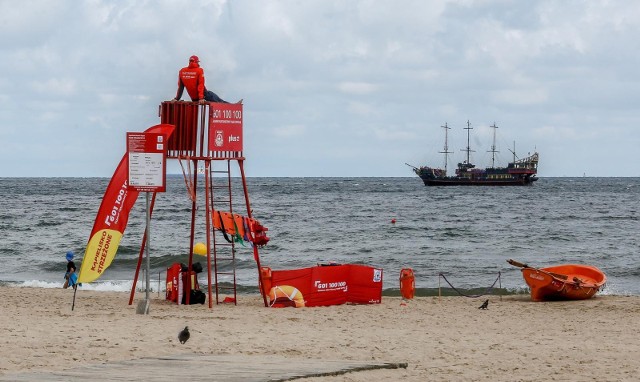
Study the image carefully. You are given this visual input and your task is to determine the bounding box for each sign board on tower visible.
[208,103,243,152]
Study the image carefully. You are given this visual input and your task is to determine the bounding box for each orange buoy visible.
[399,268,415,300]
[260,267,272,296]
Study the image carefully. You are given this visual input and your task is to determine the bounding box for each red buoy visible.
[391,218,396,224]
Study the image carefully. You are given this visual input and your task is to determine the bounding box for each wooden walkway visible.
[0,354,407,381]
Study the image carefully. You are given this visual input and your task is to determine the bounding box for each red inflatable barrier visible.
[268,264,383,307]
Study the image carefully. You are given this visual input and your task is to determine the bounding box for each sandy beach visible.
[1,287,638,381]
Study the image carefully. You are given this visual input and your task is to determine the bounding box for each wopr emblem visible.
[214,130,224,147]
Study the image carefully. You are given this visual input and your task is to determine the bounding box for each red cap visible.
[189,55,200,62]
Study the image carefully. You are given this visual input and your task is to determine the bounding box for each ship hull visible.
[421,177,537,186]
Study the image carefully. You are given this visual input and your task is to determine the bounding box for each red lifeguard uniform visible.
[175,55,205,101]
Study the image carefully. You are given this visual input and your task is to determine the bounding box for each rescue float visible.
[212,210,270,247]
[399,268,415,300]
[508,259,607,301]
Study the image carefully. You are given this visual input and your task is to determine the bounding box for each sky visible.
[1,0,639,178]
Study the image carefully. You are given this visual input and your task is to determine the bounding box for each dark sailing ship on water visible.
[407,121,539,186]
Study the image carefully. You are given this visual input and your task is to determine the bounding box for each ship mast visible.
[488,122,499,168]
[461,120,475,165]
[439,122,453,175]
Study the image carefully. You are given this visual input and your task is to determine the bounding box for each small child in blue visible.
[63,251,78,289]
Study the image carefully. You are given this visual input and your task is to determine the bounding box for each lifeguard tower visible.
[130,101,268,308]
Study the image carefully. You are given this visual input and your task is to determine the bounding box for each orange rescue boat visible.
[507,259,606,302]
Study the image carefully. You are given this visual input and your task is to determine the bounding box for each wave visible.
[2,279,137,292]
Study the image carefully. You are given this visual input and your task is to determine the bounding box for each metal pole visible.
[146,192,151,300]
[238,159,268,307]
[186,159,198,305]
[137,192,151,314]
[129,193,157,305]
[204,160,213,308]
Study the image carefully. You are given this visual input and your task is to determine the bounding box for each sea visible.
[0,176,638,297]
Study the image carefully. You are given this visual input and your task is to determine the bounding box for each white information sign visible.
[127,132,167,192]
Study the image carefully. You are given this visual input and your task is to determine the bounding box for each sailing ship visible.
[408,121,539,186]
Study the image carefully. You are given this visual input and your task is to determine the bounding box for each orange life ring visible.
[268,285,305,308]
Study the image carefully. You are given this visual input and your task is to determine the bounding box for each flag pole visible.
[72,282,78,311]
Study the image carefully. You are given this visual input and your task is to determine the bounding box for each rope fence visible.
[148,269,506,301]
[438,272,502,301]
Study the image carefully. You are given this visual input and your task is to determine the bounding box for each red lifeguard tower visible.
[129,101,268,308]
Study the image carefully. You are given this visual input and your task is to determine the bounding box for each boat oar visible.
[507,259,569,280]
[507,259,528,268]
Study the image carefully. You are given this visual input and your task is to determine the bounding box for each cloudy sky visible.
[1,0,639,177]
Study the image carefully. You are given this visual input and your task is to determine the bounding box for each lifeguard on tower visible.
[172,55,242,105]
[133,95,270,308]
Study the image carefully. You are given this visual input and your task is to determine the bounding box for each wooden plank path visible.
[0,354,408,381]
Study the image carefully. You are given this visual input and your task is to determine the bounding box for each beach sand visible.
[1,287,638,381]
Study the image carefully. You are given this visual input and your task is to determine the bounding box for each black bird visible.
[478,299,489,310]
[178,326,190,344]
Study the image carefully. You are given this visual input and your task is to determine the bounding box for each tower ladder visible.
[208,159,238,304]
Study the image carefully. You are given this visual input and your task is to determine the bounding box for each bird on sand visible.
[478,299,489,310]
[178,326,190,344]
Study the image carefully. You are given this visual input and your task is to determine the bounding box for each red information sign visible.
[127,132,167,192]
[208,103,243,152]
